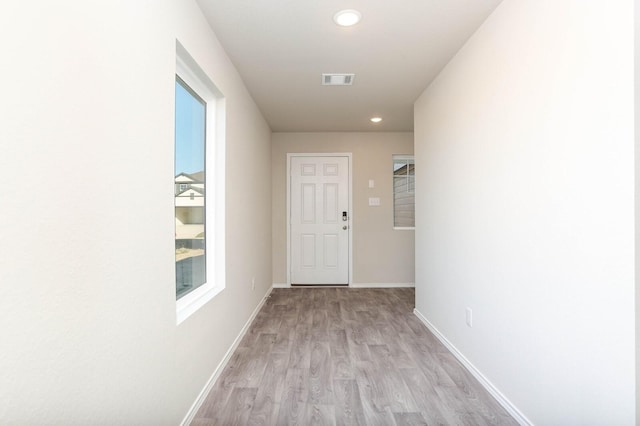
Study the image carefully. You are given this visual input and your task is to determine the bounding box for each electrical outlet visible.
[251,277,255,291]
[466,308,473,327]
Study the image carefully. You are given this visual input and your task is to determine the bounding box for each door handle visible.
[342,225,348,230]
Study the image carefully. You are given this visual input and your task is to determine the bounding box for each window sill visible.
[176,282,224,325]
[393,226,415,231]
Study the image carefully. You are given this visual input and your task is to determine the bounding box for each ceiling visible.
[196,0,503,132]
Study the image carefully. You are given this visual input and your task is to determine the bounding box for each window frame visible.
[392,154,415,230]
[175,42,226,324]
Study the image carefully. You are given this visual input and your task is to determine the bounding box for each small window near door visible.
[393,155,415,229]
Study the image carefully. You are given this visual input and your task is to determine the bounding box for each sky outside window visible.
[175,79,205,175]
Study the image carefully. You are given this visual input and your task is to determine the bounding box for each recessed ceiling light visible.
[370,117,382,123]
[333,10,361,27]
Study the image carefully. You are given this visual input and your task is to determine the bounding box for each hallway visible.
[193,288,516,425]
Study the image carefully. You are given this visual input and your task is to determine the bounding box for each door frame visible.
[286,153,353,287]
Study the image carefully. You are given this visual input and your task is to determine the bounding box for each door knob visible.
[343,226,348,230]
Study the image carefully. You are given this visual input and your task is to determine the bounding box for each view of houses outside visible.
[175,78,206,299]
[393,156,415,228]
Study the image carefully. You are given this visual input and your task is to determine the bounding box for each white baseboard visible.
[180,286,273,426]
[413,308,532,426]
[350,282,415,288]
[274,283,415,288]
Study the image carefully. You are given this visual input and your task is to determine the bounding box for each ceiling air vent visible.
[322,73,355,86]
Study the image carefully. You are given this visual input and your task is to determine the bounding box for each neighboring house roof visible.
[176,187,205,197]
[189,171,205,182]
[393,163,415,175]
[175,171,205,183]
[175,173,195,183]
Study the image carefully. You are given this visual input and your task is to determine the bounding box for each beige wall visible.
[272,132,414,286]
[415,0,634,424]
[0,0,272,424]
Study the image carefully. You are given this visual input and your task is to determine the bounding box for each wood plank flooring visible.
[192,288,517,425]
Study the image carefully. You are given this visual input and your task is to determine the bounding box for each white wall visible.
[636,0,640,420]
[272,132,414,286]
[0,0,271,424]
[414,1,634,424]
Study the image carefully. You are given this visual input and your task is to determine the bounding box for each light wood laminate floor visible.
[192,288,517,425]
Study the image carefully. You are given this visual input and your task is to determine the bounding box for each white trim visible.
[413,308,532,426]
[176,284,224,325]
[272,283,290,288]
[180,286,273,426]
[392,154,415,162]
[350,282,415,288]
[286,153,353,287]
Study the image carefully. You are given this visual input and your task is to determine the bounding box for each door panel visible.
[301,184,316,223]
[324,184,338,223]
[323,234,338,268]
[290,156,349,285]
[301,234,316,267]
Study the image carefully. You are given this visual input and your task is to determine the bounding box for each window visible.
[175,42,226,324]
[175,78,206,300]
[393,155,415,229]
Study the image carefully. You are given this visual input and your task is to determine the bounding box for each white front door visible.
[290,155,349,285]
